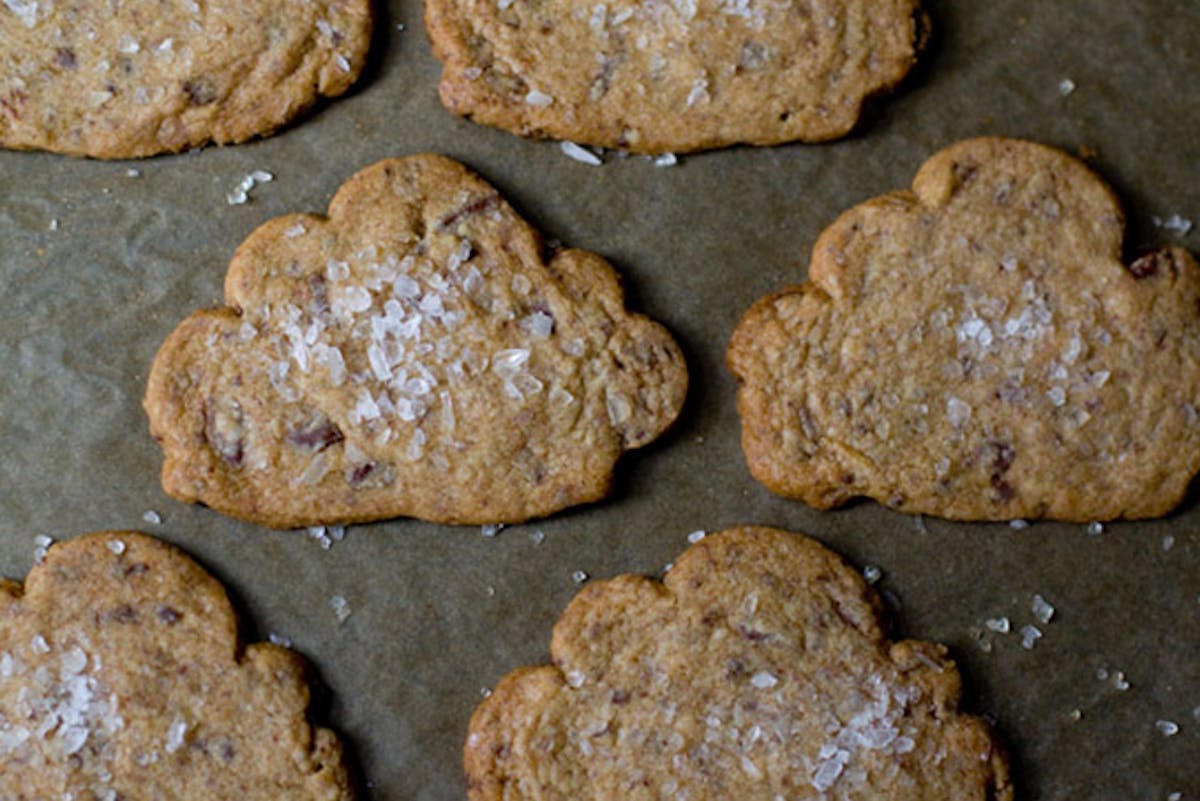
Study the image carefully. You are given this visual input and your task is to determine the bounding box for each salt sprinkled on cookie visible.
[729,137,1200,522]
[465,527,1011,799]
[145,154,686,528]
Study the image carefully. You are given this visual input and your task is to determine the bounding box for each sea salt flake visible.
[525,89,553,107]
[329,595,352,624]
[946,395,972,427]
[1009,519,1030,530]
[565,670,585,688]
[561,141,603,166]
[1087,521,1104,536]
[985,617,1011,634]
[1058,78,1076,96]
[1156,719,1180,736]
[571,569,589,584]
[862,565,883,585]
[1155,214,1193,236]
[481,524,504,537]
[1163,535,1176,551]
[687,530,706,544]
[1019,624,1042,649]
[106,540,126,555]
[4,0,39,28]
[654,153,678,167]
[1031,594,1055,624]
[335,54,351,72]
[164,719,187,753]
[268,632,293,647]
[750,671,778,689]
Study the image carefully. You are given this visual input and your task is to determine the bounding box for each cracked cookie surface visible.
[728,137,1200,521]
[0,531,351,800]
[1,0,371,158]
[465,526,1010,800]
[426,0,926,154]
[145,154,687,528]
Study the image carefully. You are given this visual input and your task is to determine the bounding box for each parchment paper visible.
[1,2,1197,799]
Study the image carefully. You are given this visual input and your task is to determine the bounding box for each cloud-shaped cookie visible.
[729,137,1200,521]
[466,526,1010,799]
[1,0,371,158]
[426,0,927,153]
[145,155,687,528]
[0,532,350,800]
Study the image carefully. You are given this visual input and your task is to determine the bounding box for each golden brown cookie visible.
[145,154,687,528]
[0,531,351,800]
[425,0,927,154]
[0,0,371,158]
[728,137,1200,522]
[465,526,1011,799]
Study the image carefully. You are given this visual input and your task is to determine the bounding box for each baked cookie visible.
[728,137,1200,522]
[466,526,1011,800]
[145,154,687,528]
[0,0,371,158]
[0,531,351,800]
[425,0,927,154]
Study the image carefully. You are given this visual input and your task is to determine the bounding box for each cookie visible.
[0,531,351,800]
[145,154,687,528]
[0,0,371,158]
[425,0,927,154]
[728,137,1200,522]
[465,526,1011,799]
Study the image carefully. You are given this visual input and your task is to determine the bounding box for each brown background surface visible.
[0,1,1197,798]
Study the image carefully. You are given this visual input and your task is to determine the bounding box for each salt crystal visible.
[529,530,545,545]
[1167,792,1182,801]
[1155,214,1193,236]
[687,530,706,544]
[1019,624,1042,649]
[30,634,50,654]
[335,54,351,72]
[750,671,778,689]
[284,223,307,238]
[329,595,352,624]
[686,76,710,107]
[164,719,187,753]
[571,569,589,584]
[565,670,585,688]
[1162,535,1176,551]
[1156,719,1180,737]
[251,170,274,183]
[1113,671,1130,691]
[481,524,503,537]
[1031,594,1055,624]
[1087,521,1104,536]
[33,534,53,563]
[863,565,883,585]
[946,395,972,427]
[654,153,678,167]
[1058,78,1076,96]
[1009,519,1030,530]
[117,34,140,53]
[985,617,1010,634]
[1046,386,1066,406]
[525,89,554,107]
[268,632,293,647]
[561,141,603,166]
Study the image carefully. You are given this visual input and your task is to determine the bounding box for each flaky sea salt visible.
[1087,521,1104,536]
[481,524,503,537]
[1031,594,1055,625]
[33,534,53,563]
[571,569,589,584]
[329,595,352,624]
[750,671,778,689]
[1019,624,1042,650]
[863,565,883,585]
[985,617,1011,634]
[687,530,706,544]
[106,540,126,556]
[1058,78,1076,96]
[654,153,678,167]
[560,141,603,166]
[524,89,553,107]
[1156,719,1180,737]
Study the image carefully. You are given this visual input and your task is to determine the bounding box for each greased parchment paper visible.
[1,1,1196,798]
